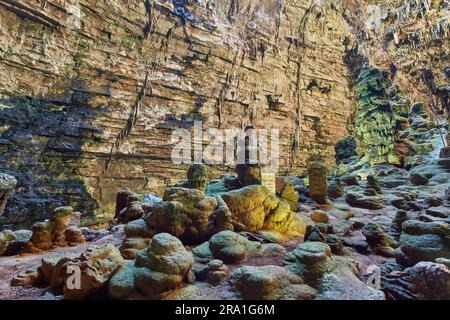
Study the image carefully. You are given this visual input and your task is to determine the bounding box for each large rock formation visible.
[228,265,316,300]
[354,67,398,165]
[28,244,125,300]
[0,0,357,226]
[27,206,85,251]
[396,220,450,267]
[146,187,221,244]
[109,233,194,299]
[347,0,449,117]
[220,185,307,241]
[284,242,385,300]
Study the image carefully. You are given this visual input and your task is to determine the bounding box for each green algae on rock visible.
[355,67,399,165]
[187,164,209,193]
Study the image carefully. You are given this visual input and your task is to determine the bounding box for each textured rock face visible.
[346,0,449,116]
[0,0,356,225]
[354,67,398,165]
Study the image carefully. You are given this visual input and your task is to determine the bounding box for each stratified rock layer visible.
[0,0,356,226]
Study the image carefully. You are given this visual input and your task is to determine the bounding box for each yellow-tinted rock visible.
[221,185,306,240]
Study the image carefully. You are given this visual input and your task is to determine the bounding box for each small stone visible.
[327,234,344,255]
[410,173,428,185]
[342,175,359,186]
[424,196,443,208]
[362,222,398,257]
[345,192,386,210]
[425,207,449,218]
[187,164,209,192]
[311,210,329,223]
[366,175,382,194]
[64,226,85,245]
[327,178,345,199]
[208,231,247,263]
[352,240,369,254]
[284,242,335,284]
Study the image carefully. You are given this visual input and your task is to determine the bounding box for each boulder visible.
[383,262,450,300]
[146,187,218,244]
[396,220,450,266]
[208,231,248,263]
[120,237,151,260]
[228,265,316,300]
[362,222,399,257]
[423,196,443,208]
[284,242,335,284]
[191,259,229,286]
[327,178,345,199]
[352,240,369,254]
[276,177,299,211]
[326,234,345,256]
[30,221,55,251]
[284,241,384,299]
[425,207,449,218]
[117,192,144,223]
[317,256,385,300]
[64,227,85,246]
[32,244,124,300]
[120,218,154,259]
[410,173,429,186]
[52,206,73,245]
[4,229,32,254]
[109,233,194,299]
[28,206,84,251]
[236,164,261,187]
[193,230,286,264]
[0,229,16,255]
[342,175,359,186]
[366,175,382,194]
[345,192,386,209]
[11,266,39,287]
[311,210,329,223]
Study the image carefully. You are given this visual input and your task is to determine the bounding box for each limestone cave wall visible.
[0,0,358,225]
[342,0,449,115]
